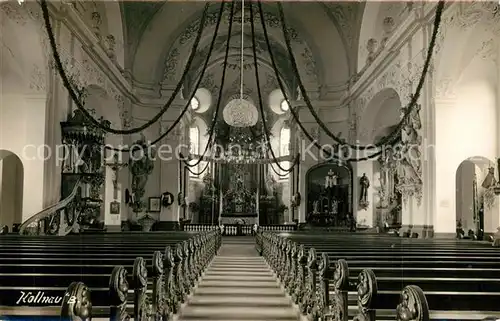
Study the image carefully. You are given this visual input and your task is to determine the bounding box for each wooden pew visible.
[256,230,500,320]
[0,230,221,318]
[58,229,221,320]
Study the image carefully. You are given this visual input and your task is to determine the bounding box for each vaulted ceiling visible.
[121,1,366,95]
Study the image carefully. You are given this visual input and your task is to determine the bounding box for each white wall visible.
[435,71,497,234]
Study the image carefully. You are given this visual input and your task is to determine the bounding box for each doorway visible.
[0,150,24,230]
[455,157,493,238]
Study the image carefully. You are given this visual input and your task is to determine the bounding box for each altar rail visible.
[59,230,221,321]
[255,230,430,321]
[182,224,219,232]
[182,224,297,234]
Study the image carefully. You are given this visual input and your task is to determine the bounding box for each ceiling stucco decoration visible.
[122,2,164,56]
[322,2,359,50]
[161,5,318,86]
[223,99,259,127]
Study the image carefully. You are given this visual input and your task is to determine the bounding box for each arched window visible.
[279,127,290,178]
[189,126,200,177]
[280,99,289,112]
[190,97,200,110]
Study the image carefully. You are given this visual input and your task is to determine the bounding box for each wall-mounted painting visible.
[305,162,353,227]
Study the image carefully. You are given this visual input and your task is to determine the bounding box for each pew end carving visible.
[60,281,92,321]
[258,231,431,321]
[109,266,130,321]
[57,231,221,321]
[396,285,430,321]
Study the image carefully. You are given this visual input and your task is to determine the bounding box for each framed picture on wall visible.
[110,201,120,215]
[148,197,161,212]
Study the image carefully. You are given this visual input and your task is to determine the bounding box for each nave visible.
[1,229,500,320]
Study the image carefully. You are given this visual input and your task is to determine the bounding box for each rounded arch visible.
[305,161,354,225]
[190,116,209,153]
[455,156,498,237]
[268,89,288,115]
[0,150,24,230]
[357,2,408,72]
[192,88,212,114]
[132,2,348,88]
[357,88,401,144]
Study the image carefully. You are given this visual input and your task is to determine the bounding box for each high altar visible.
[195,123,283,225]
[219,163,258,224]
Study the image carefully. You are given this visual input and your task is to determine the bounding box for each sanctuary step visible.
[178,237,300,321]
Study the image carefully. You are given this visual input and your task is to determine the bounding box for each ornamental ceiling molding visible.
[356,44,429,120]
[321,2,358,50]
[431,2,500,100]
[161,6,318,86]
[433,1,500,57]
[122,2,164,62]
[56,46,131,129]
[1,2,51,93]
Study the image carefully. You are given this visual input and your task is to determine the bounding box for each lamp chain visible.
[240,0,244,100]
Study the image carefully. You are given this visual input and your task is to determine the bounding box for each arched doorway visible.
[455,156,496,239]
[0,150,24,230]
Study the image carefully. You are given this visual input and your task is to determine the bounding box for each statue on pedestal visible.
[129,134,155,213]
[359,173,370,210]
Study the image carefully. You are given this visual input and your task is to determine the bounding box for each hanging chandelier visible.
[221,0,258,128]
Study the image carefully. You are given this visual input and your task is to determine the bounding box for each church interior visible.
[2,0,500,320]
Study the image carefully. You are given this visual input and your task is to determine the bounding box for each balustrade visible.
[255,230,430,321]
[182,223,297,234]
[60,230,221,321]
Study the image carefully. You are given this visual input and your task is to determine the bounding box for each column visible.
[23,94,48,222]
[159,125,181,230]
[298,161,307,224]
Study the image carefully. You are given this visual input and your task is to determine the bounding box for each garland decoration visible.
[40,0,211,135]
[276,1,444,151]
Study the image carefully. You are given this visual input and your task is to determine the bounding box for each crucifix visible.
[105,154,128,200]
[325,169,338,188]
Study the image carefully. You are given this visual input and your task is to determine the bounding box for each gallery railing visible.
[255,230,430,321]
[59,230,221,321]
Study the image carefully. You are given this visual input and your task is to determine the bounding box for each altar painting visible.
[306,163,352,227]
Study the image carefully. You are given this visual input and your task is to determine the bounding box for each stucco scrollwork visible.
[53,45,131,127]
[395,102,422,206]
[162,5,317,85]
[322,2,358,49]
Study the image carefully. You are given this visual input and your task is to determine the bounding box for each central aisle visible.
[178,237,301,321]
